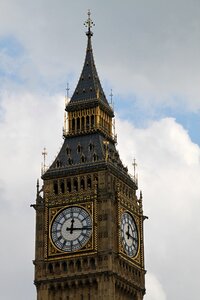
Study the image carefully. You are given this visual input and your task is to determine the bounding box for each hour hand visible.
[125,225,130,239]
[66,218,75,234]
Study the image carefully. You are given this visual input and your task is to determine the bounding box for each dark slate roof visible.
[66,33,114,117]
[42,132,129,180]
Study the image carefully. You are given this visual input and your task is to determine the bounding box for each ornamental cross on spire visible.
[84,9,95,36]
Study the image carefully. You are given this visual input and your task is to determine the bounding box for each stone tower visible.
[33,11,146,300]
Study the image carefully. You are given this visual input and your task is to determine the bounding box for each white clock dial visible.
[51,206,92,252]
[121,212,138,257]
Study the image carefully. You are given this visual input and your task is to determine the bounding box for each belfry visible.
[33,11,146,300]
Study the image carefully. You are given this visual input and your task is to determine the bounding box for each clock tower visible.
[33,11,146,300]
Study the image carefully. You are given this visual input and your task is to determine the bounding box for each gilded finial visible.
[41,147,48,175]
[84,9,95,36]
[132,158,137,183]
[110,89,113,104]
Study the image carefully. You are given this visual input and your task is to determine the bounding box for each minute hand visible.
[66,226,92,231]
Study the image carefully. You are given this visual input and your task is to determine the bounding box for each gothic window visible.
[72,118,75,131]
[68,158,73,165]
[93,153,98,161]
[81,154,86,163]
[48,263,53,274]
[60,181,65,193]
[76,260,82,272]
[56,160,61,168]
[81,116,85,131]
[90,258,96,270]
[67,179,71,192]
[55,262,60,274]
[53,181,58,195]
[77,144,82,153]
[87,177,91,188]
[66,146,71,155]
[69,261,74,272]
[89,142,94,151]
[91,115,95,128]
[86,116,90,129]
[62,262,67,272]
[73,178,78,191]
[77,117,80,131]
[80,178,85,189]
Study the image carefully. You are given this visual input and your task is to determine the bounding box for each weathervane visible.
[84,9,95,35]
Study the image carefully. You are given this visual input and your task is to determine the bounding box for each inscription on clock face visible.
[51,206,92,252]
[121,212,138,257]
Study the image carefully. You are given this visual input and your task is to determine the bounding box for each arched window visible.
[48,263,53,274]
[73,178,78,191]
[89,142,93,151]
[91,115,95,128]
[62,262,67,272]
[87,177,91,188]
[77,144,82,153]
[60,181,65,193]
[53,181,58,195]
[86,116,90,129]
[67,180,71,192]
[93,153,98,162]
[81,155,86,163]
[56,160,61,168]
[77,117,80,131]
[66,146,71,155]
[68,158,73,165]
[81,117,85,131]
[80,178,85,190]
[72,118,75,131]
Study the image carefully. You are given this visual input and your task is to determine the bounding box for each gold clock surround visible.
[47,202,96,259]
[119,205,141,265]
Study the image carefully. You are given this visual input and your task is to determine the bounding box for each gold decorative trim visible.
[118,205,141,265]
[46,202,96,258]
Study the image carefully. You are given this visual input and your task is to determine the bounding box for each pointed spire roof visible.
[66,11,114,117]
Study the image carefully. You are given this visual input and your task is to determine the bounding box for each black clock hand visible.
[66,226,92,231]
[128,233,138,242]
[70,226,92,230]
[126,225,130,239]
[66,218,75,234]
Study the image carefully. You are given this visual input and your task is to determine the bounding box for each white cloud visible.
[145,273,167,300]
[0,90,64,299]
[0,0,200,109]
[0,1,199,299]
[0,90,199,299]
[116,116,200,300]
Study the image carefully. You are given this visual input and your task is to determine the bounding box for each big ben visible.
[32,11,146,300]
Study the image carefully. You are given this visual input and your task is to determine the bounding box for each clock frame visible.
[119,206,141,263]
[47,202,96,258]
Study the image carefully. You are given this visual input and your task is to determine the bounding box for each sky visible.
[0,1,200,299]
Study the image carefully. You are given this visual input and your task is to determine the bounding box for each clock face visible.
[121,212,138,257]
[51,206,92,252]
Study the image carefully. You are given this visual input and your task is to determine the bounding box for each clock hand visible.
[66,218,75,234]
[126,225,130,239]
[66,226,92,231]
[128,234,138,242]
[70,226,92,230]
